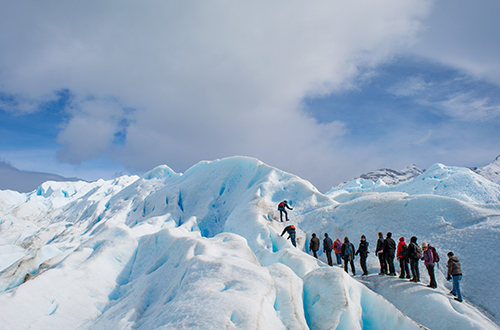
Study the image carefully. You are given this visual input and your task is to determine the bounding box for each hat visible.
[361,235,366,239]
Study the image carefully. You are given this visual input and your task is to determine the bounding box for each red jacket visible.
[396,237,406,259]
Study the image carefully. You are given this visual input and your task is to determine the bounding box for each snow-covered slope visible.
[331,163,500,204]
[471,155,500,184]
[1,157,499,329]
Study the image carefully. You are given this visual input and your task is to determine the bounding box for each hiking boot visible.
[406,276,411,279]
[454,298,463,302]
[450,291,456,296]
[378,272,385,275]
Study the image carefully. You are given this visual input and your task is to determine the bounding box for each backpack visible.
[412,242,423,259]
[430,246,439,263]
[334,240,342,251]
[344,242,353,256]
[278,201,285,210]
[401,244,409,258]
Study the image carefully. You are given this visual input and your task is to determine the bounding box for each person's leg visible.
[399,258,405,278]
[350,260,356,275]
[279,209,284,221]
[415,261,420,281]
[454,275,463,301]
[426,265,436,287]
[386,255,394,274]
[361,256,367,274]
[336,253,342,265]
[410,259,417,281]
[378,253,386,274]
[344,259,348,272]
[313,250,318,258]
[326,252,332,266]
[430,265,437,287]
[291,233,296,247]
[404,259,410,278]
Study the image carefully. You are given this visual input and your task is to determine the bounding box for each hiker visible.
[422,242,437,288]
[375,232,387,275]
[278,200,293,222]
[323,233,333,266]
[333,238,343,266]
[341,237,356,275]
[309,233,320,258]
[383,232,397,276]
[355,235,369,276]
[446,252,463,302]
[408,236,421,282]
[396,237,411,279]
[281,225,296,247]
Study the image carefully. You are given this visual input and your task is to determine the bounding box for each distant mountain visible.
[358,164,425,185]
[337,155,500,188]
[470,155,500,184]
[0,161,82,193]
[334,164,425,188]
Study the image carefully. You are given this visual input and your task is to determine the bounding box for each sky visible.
[1,0,500,192]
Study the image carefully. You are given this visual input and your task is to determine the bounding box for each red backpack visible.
[430,246,439,263]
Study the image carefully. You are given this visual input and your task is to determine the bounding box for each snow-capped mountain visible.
[334,155,500,191]
[358,164,425,185]
[470,155,500,184]
[1,157,499,329]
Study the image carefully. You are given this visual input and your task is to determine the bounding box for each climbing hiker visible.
[384,232,397,276]
[447,252,463,302]
[422,242,437,288]
[341,237,356,275]
[408,236,421,282]
[355,235,369,276]
[375,232,387,275]
[281,225,297,247]
[278,200,293,221]
[323,233,333,266]
[309,233,320,258]
[333,238,343,266]
[396,237,411,279]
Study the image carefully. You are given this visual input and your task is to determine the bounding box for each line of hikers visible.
[276,201,463,301]
[308,231,464,302]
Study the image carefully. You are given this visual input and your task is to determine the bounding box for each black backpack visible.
[401,244,409,258]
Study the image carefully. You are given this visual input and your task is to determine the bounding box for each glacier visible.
[0,156,499,329]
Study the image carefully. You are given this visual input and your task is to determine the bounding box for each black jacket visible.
[408,242,420,261]
[309,236,320,251]
[281,225,296,237]
[323,237,333,252]
[356,240,369,257]
[375,237,384,255]
[383,237,396,256]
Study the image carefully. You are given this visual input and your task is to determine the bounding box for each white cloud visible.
[411,0,500,86]
[438,94,500,122]
[0,0,432,190]
[388,75,431,97]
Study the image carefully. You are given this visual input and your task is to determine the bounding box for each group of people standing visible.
[277,201,463,302]
[308,231,464,302]
[309,233,367,275]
